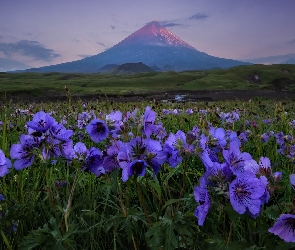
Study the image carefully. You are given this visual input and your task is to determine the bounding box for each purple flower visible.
[106,110,123,137]
[129,159,148,177]
[162,109,171,115]
[275,132,285,145]
[223,140,253,175]
[262,119,272,124]
[204,161,232,186]
[289,120,295,128]
[219,111,240,124]
[187,126,200,143]
[50,122,73,141]
[145,139,166,175]
[257,157,272,177]
[122,137,165,176]
[86,147,105,177]
[0,194,5,201]
[127,137,147,159]
[269,214,295,242]
[290,174,295,190]
[259,175,270,205]
[27,111,55,133]
[72,142,88,160]
[106,111,122,123]
[102,141,124,172]
[10,134,40,170]
[229,172,266,215]
[261,133,270,143]
[173,109,180,115]
[86,119,109,143]
[117,144,131,182]
[153,123,167,139]
[243,159,259,174]
[287,145,295,159]
[166,130,193,155]
[72,142,104,177]
[209,127,226,148]
[41,137,73,160]
[186,109,193,115]
[273,172,282,182]
[143,106,157,138]
[164,145,182,168]
[200,150,218,171]
[194,177,211,226]
[0,149,12,177]
[238,132,248,144]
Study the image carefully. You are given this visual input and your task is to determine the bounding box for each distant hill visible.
[282,58,295,64]
[22,21,250,73]
[98,64,118,72]
[242,53,295,64]
[150,65,161,71]
[110,62,154,74]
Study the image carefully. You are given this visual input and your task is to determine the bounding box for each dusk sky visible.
[1,0,295,68]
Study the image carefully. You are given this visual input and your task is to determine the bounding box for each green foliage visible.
[19,217,80,250]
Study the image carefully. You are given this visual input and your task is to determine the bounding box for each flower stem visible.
[136,178,151,226]
[227,221,233,244]
[177,157,188,211]
[0,229,12,250]
[45,167,65,236]
[117,188,137,250]
[64,170,79,232]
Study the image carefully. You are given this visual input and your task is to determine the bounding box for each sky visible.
[0,0,295,68]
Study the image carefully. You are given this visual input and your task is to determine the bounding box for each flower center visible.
[132,161,145,175]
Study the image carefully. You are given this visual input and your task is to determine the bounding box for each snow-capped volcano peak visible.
[117,21,195,49]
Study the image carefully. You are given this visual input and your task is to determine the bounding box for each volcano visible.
[24,21,250,73]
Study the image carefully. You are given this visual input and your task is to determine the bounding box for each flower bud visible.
[273,172,282,182]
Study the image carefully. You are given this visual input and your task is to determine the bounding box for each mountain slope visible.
[23,21,250,73]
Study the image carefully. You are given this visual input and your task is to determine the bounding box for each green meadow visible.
[1,64,295,97]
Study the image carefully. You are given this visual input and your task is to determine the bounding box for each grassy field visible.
[1,64,295,98]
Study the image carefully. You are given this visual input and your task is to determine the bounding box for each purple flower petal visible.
[269,214,295,242]
[86,119,109,143]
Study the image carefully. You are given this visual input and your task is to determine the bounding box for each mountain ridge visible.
[22,21,251,73]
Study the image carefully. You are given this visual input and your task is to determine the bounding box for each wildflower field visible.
[1,97,295,249]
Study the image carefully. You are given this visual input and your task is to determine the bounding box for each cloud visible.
[158,20,188,28]
[73,39,81,43]
[96,41,106,47]
[289,39,295,44]
[0,40,60,62]
[111,25,116,30]
[189,13,209,21]
[159,21,183,28]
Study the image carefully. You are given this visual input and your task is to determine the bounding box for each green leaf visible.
[148,180,162,198]
[225,203,240,224]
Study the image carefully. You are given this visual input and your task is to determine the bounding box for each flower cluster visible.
[2,104,295,245]
[194,127,283,225]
